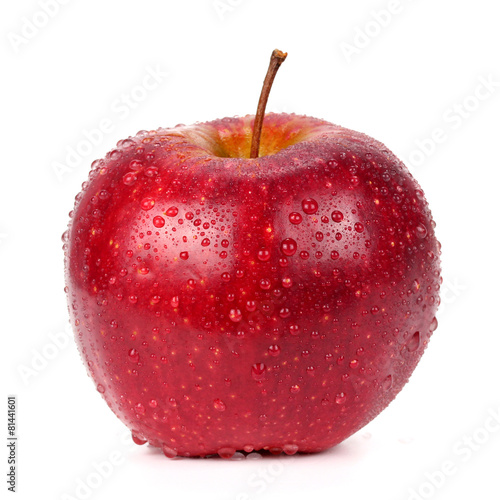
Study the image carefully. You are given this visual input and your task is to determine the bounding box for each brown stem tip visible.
[250,49,288,159]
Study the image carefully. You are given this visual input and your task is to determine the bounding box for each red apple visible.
[64,52,440,458]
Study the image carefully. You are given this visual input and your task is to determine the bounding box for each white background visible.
[2,1,500,499]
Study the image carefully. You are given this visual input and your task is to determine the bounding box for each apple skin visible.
[64,113,440,458]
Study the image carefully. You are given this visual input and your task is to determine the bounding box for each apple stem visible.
[249,49,288,159]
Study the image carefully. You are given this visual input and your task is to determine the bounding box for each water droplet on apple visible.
[279,307,291,318]
[61,230,69,242]
[354,222,364,233]
[229,309,242,322]
[382,374,393,391]
[108,149,122,160]
[406,331,420,352]
[132,431,148,446]
[135,403,145,415]
[118,138,135,149]
[246,300,257,312]
[162,444,177,458]
[218,447,236,459]
[129,159,143,170]
[335,392,347,404]
[430,317,438,332]
[289,212,303,224]
[144,166,158,177]
[140,197,155,211]
[280,238,297,256]
[213,399,226,412]
[166,206,179,217]
[153,216,165,228]
[128,348,140,363]
[415,223,427,239]
[268,345,281,356]
[259,278,271,290]
[289,324,300,336]
[251,363,266,381]
[349,359,359,369]
[201,238,210,247]
[179,252,189,260]
[331,250,339,260]
[302,198,318,214]
[131,432,147,445]
[243,444,254,453]
[283,444,299,455]
[290,385,300,394]
[315,231,324,241]
[257,249,271,261]
[331,210,344,223]
[96,384,105,393]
